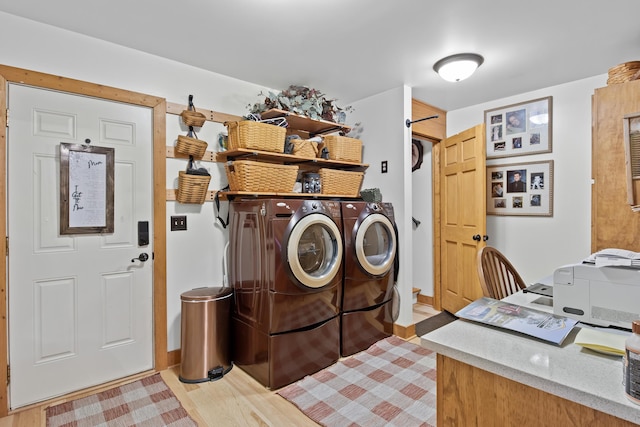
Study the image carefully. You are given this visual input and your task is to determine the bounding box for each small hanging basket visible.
[180,94,207,127]
[176,128,208,158]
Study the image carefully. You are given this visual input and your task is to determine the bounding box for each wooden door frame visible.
[0,65,168,416]
[411,97,445,312]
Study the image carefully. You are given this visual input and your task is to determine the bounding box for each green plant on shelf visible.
[247,85,353,124]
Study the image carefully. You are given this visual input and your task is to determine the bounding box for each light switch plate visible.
[171,215,187,231]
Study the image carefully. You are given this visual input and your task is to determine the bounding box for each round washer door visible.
[287,214,343,289]
[355,213,397,276]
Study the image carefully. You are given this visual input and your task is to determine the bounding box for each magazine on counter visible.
[455,297,578,345]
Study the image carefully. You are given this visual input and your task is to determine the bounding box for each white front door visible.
[7,84,154,408]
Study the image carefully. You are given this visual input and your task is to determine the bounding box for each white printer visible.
[553,263,640,330]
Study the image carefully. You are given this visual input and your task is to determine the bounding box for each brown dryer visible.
[341,201,397,357]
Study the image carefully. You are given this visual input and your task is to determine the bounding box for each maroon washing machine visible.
[229,198,343,389]
[341,201,397,357]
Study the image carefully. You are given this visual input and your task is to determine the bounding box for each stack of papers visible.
[584,248,640,268]
[574,327,629,356]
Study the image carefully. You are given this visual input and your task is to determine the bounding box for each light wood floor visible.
[0,304,438,426]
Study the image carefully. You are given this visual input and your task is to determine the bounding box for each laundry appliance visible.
[340,201,397,357]
[229,198,343,389]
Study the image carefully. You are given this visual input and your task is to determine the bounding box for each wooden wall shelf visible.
[260,109,351,136]
[165,189,362,202]
[166,102,365,203]
[217,149,368,171]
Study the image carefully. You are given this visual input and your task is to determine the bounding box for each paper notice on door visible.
[68,150,107,228]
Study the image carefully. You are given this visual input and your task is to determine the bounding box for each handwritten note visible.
[68,150,107,228]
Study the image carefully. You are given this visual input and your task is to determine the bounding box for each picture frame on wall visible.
[60,143,115,235]
[486,160,553,217]
[484,96,552,159]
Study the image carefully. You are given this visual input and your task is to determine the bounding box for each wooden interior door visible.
[440,124,486,313]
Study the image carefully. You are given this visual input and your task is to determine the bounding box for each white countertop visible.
[420,291,640,424]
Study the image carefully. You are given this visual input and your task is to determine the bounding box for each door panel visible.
[440,124,486,314]
[8,84,153,408]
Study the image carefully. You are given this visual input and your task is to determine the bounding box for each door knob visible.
[483,235,489,241]
[472,234,481,241]
[131,253,149,262]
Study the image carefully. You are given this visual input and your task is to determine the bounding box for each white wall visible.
[412,140,434,297]
[0,12,271,351]
[349,86,415,326]
[447,75,607,283]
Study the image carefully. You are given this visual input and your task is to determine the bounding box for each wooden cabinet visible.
[437,355,638,427]
[592,80,640,252]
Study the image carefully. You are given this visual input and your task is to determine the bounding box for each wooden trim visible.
[153,101,168,371]
[417,294,434,306]
[431,140,442,310]
[0,74,7,417]
[393,323,416,340]
[166,101,242,124]
[590,93,598,253]
[167,349,181,368]
[411,99,446,140]
[166,146,217,163]
[0,65,168,414]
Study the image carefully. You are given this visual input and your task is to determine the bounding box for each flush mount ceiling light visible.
[433,53,484,82]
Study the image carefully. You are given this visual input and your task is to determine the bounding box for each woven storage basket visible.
[177,171,211,204]
[180,109,207,127]
[226,160,298,193]
[226,121,286,153]
[176,135,208,158]
[292,139,318,159]
[607,61,640,85]
[322,135,362,162]
[319,168,364,197]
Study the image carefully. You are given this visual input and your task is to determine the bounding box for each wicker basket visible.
[322,135,362,162]
[292,139,318,158]
[180,109,207,127]
[319,168,364,197]
[607,61,640,85]
[176,135,208,158]
[226,121,286,153]
[226,160,298,193]
[177,171,211,204]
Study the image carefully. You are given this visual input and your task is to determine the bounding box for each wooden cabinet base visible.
[437,354,636,427]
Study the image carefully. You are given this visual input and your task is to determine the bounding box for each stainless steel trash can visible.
[179,286,233,383]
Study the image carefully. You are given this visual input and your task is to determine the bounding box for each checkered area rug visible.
[278,335,437,427]
[46,373,197,427]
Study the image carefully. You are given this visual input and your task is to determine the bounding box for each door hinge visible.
[5,108,8,127]
[5,237,7,256]
[6,365,9,385]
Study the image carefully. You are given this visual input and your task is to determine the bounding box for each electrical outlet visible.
[381,161,388,173]
[171,215,187,231]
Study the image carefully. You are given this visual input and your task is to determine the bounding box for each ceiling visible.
[1,0,639,111]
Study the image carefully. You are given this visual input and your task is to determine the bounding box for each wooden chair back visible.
[477,246,526,299]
